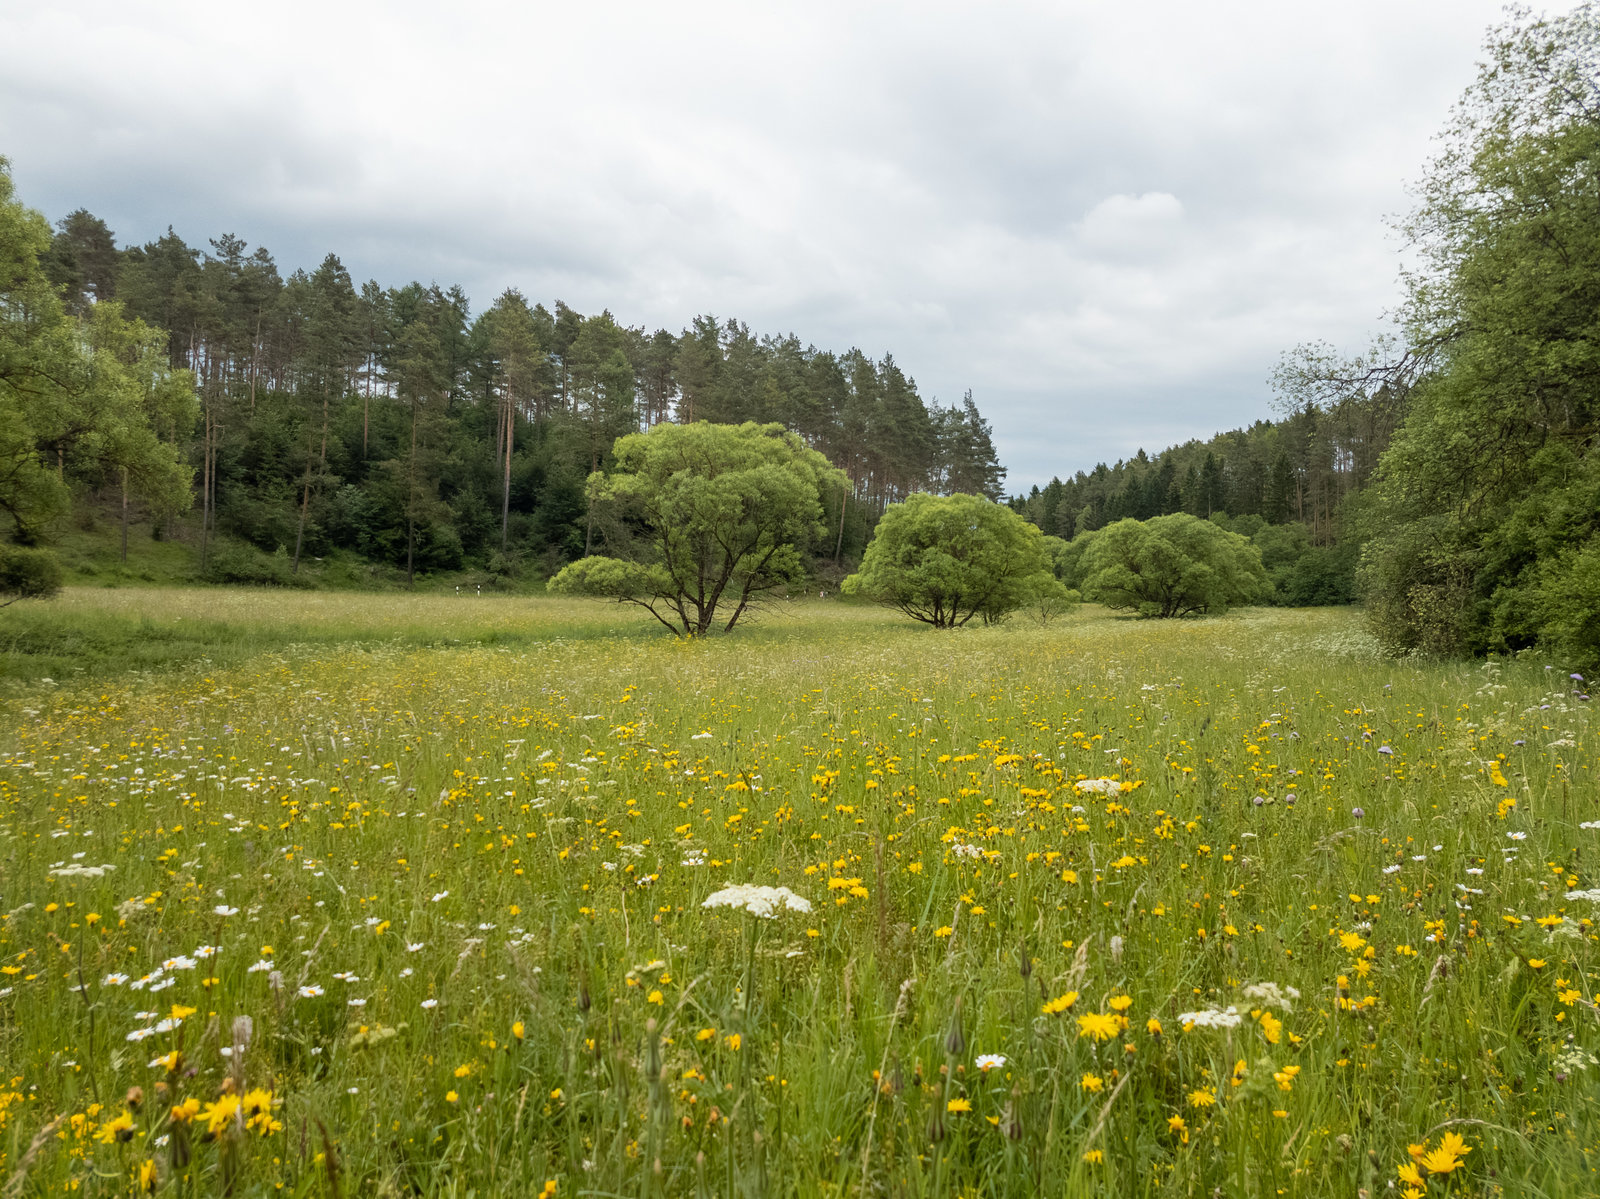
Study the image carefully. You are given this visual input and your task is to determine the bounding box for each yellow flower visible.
[697,1028,716,1042]
[97,1111,135,1144]
[1188,1089,1215,1109]
[538,1182,557,1199]
[724,1034,741,1051]
[454,1064,472,1078]
[1077,1012,1120,1042]
[647,990,664,1005]
[1041,990,1078,1016]
[1258,1011,1283,1045]
[1397,1162,1425,1187]
[1167,1114,1186,1135]
[1082,1149,1103,1164]
[1108,995,1133,1013]
[1272,1065,1300,1091]
[137,1158,158,1193]
[1419,1131,1471,1175]
[446,1090,459,1104]
[1527,959,1547,969]
[946,1097,971,1113]
[171,1097,201,1124]
[933,926,953,938]
[513,1021,525,1040]
[169,1003,197,1021]
[1146,1017,1162,1036]
[200,1094,240,1136]
[1080,1073,1104,1093]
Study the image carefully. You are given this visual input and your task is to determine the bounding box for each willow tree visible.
[550,421,845,635]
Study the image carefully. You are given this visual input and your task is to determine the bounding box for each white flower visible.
[299,984,324,998]
[691,732,713,740]
[975,1054,1007,1070]
[1074,778,1122,796]
[407,942,425,953]
[102,973,128,986]
[1383,864,1401,874]
[950,842,983,860]
[1177,1006,1243,1029]
[126,1027,155,1042]
[432,891,449,902]
[213,905,239,917]
[1239,982,1300,1012]
[1466,867,1484,875]
[162,956,197,971]
[332,972,360,983]
[1507,831,1527,841]
[194,945,217,959]
[149,977,175,993]
[348,998,367,1007]
[219,1047,233,1058]
[153,1017,181,1033]
[1581,821,1600,831]
[420,998,439,1009]
[247,959,273,973]
[701,883,812,918]
[399,967,414,978]
[1566,889,1600,902]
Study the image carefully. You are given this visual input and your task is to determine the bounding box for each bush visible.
[843,492,1055,627]
[1080,514,1268,618]
[0,545,63,604]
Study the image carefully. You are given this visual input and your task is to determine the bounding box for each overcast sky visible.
[0,0,1567,488]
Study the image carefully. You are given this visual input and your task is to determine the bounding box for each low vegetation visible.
[2,595,1596,1196]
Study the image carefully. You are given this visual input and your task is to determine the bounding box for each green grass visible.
[1,599,1596,1196]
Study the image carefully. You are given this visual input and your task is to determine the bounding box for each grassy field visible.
[1,593,1596,1197]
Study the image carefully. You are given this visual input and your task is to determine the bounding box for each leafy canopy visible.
[1079,514,1268,618]
[843,492,1057,627]
[1353,6,1600,662]
[0,159,197,547]
[549,421,845,635]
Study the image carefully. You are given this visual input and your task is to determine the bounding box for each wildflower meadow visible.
[2,593,1597,1197]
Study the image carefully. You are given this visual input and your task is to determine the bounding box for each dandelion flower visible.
[1077,1012,1120,1041]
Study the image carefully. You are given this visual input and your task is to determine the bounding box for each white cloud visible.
[1,0,1581,486]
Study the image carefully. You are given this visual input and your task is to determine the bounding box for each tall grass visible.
[0,601,1595,1196]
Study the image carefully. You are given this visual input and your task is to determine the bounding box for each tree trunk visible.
[833,484,849,563]
[120,467,129,564]
[500,394,512,552]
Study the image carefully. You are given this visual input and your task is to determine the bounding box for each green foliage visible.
[1079,514,1268,618]
[843,492,1054,627]
[1357,6,1600,665]
[0,160,197,544]
[0,545,63,604]
[551,421,845,634]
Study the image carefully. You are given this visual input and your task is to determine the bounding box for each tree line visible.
[33,204,1004,583]
[1013,4,1600,668]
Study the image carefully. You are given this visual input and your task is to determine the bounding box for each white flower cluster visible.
[1074,778,1122,796]
[49,862,116,879]
[701,884,812,918]
[1177,1006,1242,1029]
[1239,981,1301,1012]
[1565,889,1600,902]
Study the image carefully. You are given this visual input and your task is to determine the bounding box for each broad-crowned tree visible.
[842,492,1054,627]
[1080,514,1267,618]
[550,420,845,635]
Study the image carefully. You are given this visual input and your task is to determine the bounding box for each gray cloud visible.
[2,0,1570,487]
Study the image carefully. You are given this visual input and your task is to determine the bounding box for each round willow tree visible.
[549,421,845,635]
[843,492,1060,627]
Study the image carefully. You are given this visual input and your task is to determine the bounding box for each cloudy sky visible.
[0,0,1566,487]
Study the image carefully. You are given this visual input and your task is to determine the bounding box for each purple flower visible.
[1351,807,1365,819]
[1513,739,1525,746]
[1377,745,1393,755]
[1571,673,1585,682]
[1252,795,1264,806]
